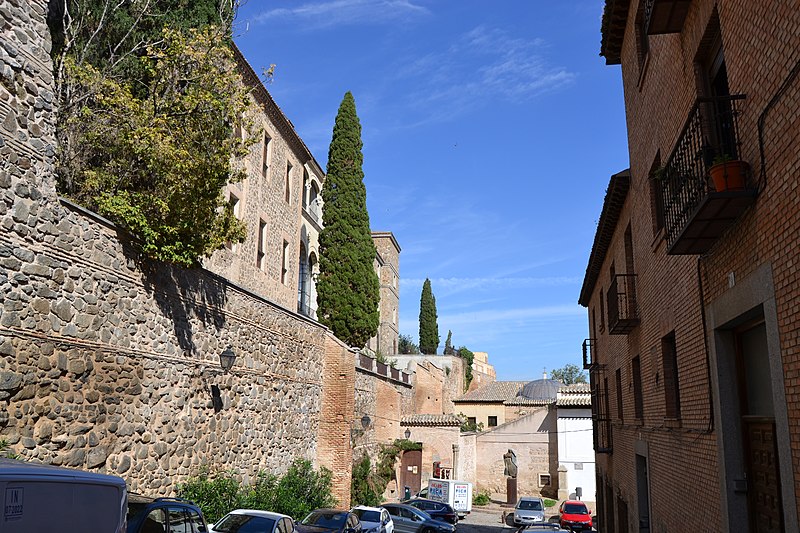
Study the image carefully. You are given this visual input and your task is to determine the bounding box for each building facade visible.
[367,232,401,356]
[581,1,799,531]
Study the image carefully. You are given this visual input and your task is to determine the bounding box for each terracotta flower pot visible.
[709,160,748,191]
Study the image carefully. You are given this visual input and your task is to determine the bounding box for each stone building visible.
[366,232,400,357]
[581,1,799,531]
[451,378,594,500]
[0,2,358,506]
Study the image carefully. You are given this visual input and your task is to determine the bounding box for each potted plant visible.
[709,154,748,191]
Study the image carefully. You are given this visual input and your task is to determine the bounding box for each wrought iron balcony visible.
[657,95,757,255]
[645,0,691,35]
[590,367,612,454]
[607,274,639,334]
[582,338,596,370]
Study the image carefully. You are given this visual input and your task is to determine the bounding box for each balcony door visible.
[736,321,783,532]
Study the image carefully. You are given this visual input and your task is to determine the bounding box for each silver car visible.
[513,497,546,525]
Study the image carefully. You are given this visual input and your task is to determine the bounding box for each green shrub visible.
[177,459,336,523]
[176,468,244,524]
[544,498,557,508]
[472,490,491,506]
[351,455,382,507]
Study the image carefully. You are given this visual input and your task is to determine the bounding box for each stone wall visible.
[474,407,558,497]
[0,0,352,498]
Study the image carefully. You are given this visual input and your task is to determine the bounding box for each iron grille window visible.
[662,332,681,419]
[590,368,612,453]
[607,274,639,334]
[616,368,623,421]
[632,356,644,420]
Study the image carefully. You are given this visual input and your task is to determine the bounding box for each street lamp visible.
[404,428,411,440]
[361,415,371,429]
[219,346,236,373]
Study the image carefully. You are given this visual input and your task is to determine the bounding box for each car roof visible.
[563,500,586,505]
[518,497,543,501]
[351,506,385,512]
[226,509,292,520]
[0,458,127,488]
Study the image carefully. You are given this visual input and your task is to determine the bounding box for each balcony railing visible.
[645,0,691,35]
[658,95,757,255]
[590,367,612,454]
[303,199,323,226]
[607,274,639,334]
[582,338,596,370]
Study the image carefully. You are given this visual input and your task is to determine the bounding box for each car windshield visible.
[214,514,276,533]
[517,500,543,511]
[126,501,149,523]
[302,512,346,528]
[353,510,380,523]
[563,504,588,515]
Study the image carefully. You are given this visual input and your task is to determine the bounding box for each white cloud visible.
[250,0,430,28]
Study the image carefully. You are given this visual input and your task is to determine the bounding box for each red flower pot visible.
[709,160,748,191]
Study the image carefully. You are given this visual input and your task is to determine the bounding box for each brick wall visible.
[588,0,800,531]
[316,334,355,508]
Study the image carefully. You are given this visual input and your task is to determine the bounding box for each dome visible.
[517,379,562,401]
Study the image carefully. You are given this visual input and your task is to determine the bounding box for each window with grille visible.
[662,332,681,419]
[632,355,644,420]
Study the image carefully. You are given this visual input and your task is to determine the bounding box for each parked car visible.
[210,509,296,533]
[404,499,458,525]
[516,524,571,532]
[351,505,394,533]
[513,497,546,526]
[557,500,592,532]
[296,509,362,533]
[381,503,455,533]
[0,458,127,533]
[126,494,208,533]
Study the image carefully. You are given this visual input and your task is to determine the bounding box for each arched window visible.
[308,252,319,319]
[298,242,309,315]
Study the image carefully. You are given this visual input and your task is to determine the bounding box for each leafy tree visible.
[457,346,474,391]
[398,334,419,354]
[54,27,251,266]
[443,330,455,355]
[419,278,439,354]
[317,92,381,347]
[551,363,588,385]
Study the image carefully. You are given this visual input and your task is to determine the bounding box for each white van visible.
[0,458,127,532]
[427,478,472,518]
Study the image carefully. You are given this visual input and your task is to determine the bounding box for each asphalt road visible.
[456,507,596,532]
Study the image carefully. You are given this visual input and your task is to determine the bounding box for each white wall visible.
[557,408,595,501]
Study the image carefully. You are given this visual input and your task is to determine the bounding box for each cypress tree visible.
[317,92,380,347]
[444,330,454,355]
[419,278,439,354]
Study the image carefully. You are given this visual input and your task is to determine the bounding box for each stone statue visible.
[503,449,517,478]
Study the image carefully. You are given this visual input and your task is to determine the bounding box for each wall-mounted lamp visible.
[404,428,411,440]
[219,346,236,373]
[360,414,371,429]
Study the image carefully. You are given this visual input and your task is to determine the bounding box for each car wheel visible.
[420,527,434,533]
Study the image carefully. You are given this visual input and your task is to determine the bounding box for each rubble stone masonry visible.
[0,0,350,496]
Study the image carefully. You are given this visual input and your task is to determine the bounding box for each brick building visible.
[580,1,799,531]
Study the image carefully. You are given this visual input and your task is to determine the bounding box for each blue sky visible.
[233,0,630,381]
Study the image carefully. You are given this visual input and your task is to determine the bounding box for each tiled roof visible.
[579,170,630,306]
[557,383,592,407]
[503,398,552,407]
[454,381,527,402]
[600,0,631,64]
[401,414,462,427]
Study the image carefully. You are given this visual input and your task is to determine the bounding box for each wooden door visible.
[736,321,783,532]
[401,449,422,493]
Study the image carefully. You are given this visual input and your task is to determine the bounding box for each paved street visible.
[457,504,597,532]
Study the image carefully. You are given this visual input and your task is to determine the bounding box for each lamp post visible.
[219,346,236,373]
[404,428,411,440]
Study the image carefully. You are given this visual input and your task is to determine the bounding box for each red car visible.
[558,500,593,531]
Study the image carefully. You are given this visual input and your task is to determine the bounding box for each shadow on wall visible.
[130,240,228,356]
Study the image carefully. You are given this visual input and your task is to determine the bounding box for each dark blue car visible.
[126,494,208,533]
